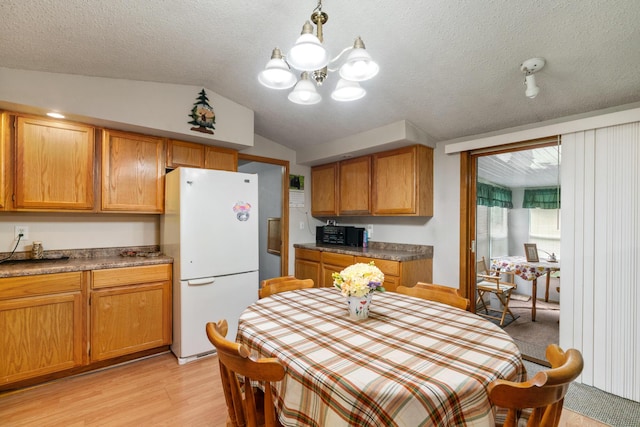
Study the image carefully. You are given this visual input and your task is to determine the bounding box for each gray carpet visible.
[503,297,559,365]
[524,360,640,426]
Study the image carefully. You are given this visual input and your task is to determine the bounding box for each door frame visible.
[238,153,290,276]
[459,137,560,310]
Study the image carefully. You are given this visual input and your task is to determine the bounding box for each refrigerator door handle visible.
[187,278,215,286]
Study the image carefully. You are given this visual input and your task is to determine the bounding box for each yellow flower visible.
[333,262,385,297]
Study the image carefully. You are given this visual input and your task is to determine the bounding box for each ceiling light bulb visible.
[339,37,379,82]
[288,72,322,105]
[524,74,539,98]
[331,79,366,102]
[258,48,297,89]
[287,21,329,71]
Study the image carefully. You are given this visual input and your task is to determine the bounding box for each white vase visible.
[346,293,373,320]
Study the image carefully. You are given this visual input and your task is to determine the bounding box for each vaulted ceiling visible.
[1,0,639,154]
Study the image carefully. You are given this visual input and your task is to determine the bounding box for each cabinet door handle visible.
[187,278,215,286]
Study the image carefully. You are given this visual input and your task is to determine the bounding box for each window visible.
[477,205,509,259]
[529,208,560,257]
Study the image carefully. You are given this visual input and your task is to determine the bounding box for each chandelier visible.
[258,0,379,105]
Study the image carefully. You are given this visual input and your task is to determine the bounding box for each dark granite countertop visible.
[0,246,173,278]
[294,242,433,262]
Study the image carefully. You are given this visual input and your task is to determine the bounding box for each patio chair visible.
[476,256,516,326]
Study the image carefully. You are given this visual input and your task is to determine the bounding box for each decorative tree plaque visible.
[189,89,216,134]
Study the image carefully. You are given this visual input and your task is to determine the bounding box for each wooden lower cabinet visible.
[321,252,355,287]
[295,248,321,287]
[355,256,433,292]
[294,248,432,290]
[0,272,85,386]
[0,264,172,390]
[356,256,402,292]
[90,264,172,362]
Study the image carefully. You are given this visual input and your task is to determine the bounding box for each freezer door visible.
[171,271,258,363]
[178,168,259,280]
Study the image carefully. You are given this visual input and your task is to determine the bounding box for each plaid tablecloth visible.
[237,288,526,427]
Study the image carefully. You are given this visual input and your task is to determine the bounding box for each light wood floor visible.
[0,352,608,426]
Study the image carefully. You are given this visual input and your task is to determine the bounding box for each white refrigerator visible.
[161,167,259,364]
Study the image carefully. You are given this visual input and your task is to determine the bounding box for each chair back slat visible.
[206,320,285,427]
[396,282,470,310]
[259,277,314,299]
[488,344,584,427]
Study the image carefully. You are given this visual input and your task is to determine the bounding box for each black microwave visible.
[316,226,364,247]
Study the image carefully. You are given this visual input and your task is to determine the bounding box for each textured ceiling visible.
[1,0,639,152]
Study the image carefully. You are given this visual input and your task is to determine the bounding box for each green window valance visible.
[523,187,561,209]
[477,182,513,208]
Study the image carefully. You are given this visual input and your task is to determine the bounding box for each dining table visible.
[490,256,560,321]
[236,287,526,426]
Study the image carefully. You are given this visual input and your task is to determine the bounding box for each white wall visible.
[0,213,158,253]
[0,67,254,148]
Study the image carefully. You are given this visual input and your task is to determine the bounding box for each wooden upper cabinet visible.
[14,115,95,210]
[166,139,204,169]
[204,146,237,171]
[0,112,8,210]
[101,129,164,213]
[372,145,433,216]
[166,140,237,171]
[339,156,371,215]
[311,163,338,216]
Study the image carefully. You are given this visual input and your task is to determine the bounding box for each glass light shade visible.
[339,48,379,82]
[288,75,322,105]
[258,58,297,89]
[287,33,329,71]
[525,74,539,98]
[331,79,366,102]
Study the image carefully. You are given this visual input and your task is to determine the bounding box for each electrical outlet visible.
[15,225,29,240]
[299,221,305,230]
[367,224,373,238]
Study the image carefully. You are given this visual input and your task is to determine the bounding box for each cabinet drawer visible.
[92,264,171,289]
[321,252,354,267]
[382,276,400,292]
[296,248,321,262]
[0,272,83,300]
[356,257,400,276]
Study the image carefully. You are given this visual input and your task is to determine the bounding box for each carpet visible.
[503,298,559,365]
[524,360,640,426]
[475,308,519,328]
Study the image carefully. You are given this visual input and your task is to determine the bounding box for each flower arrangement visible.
[332,262,385,298]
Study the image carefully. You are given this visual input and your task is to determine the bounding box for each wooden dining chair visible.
[396,282,470,310]
[258,276,314,299]
[488,344,584,427]
[206,319,285,427]
[476,256,517,326]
